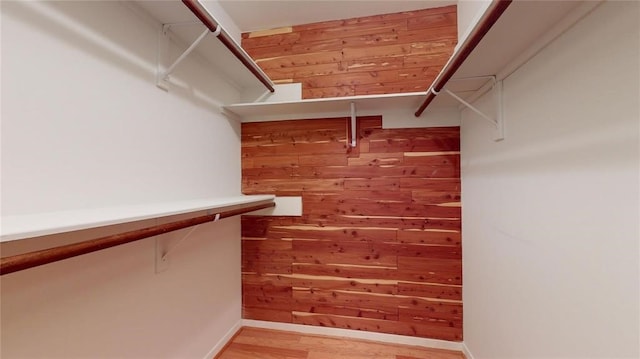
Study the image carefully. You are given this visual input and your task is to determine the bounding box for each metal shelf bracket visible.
[156,24,221,91]
[155,211,220,273]
[349,102,357,147]
[441,77,505,141]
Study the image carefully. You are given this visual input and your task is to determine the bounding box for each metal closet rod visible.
[181,0,275,93]
[0,201,275,276]
[414,0,512,117]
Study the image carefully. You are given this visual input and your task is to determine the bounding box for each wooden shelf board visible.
[0,195,275,242]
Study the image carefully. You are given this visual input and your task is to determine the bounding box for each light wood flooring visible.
[215,327,465,359]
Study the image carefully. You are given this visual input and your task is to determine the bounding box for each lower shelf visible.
[1,195,275,243]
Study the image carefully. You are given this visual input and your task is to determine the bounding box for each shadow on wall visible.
[2,0,239,116]
[462,117,637,176]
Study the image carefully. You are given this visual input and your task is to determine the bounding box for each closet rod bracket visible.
[349,102,357,148]
[156,24,221,91]
[155,211,221,274]
[445,77,504,141]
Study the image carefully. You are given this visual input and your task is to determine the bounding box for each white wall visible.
[461,2,639,358]
[456,0,491,45]
[1,1,244,357]
[201,0,242,44]
[1,1,241,216]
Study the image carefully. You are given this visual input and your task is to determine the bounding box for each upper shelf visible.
[224,92,430,122]
[451,0,582,81]
[0,195,275,242]
[223,0,586,122]
[131,0,273,94]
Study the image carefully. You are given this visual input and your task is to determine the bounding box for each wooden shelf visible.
[223,0,585,122]
[0,195,275,242]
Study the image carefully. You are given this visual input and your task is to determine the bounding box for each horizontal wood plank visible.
[302,86,356,98]
[289,274,397,295]
[242,117,462,340]
[292,312,462,341]
[242,5,457,99]
[397,282,462,301]
[243,307,293,323]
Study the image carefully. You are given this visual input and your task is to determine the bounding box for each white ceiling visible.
[217,0,456,33]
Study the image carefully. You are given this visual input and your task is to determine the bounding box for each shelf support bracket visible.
[155,211,220,273]
[349,102,357,147]
[443,78,504,141]
[156,25,221,91]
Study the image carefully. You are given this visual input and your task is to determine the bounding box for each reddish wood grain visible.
[242,274,293,298]
[397,230,461,246]
[256,51,343,71]
[292,240,398,267]
[292,263,398,280]
[244,294,293,312]
[399,177,461,191]
[303,86,356,99]
[343,56,404,73]
[241,32,300,49]
[293,303,399,321]
[293,288,399,316]
[398,304,463,325]
[292,312,462,341]
[303,215,460,233]
[242,6,457,99]
[241,118,462,341]
[354,81,433,96]
[407,12,457,30]
[243,307,293,323]
[289,275,398,295]
[343,178,401,191]
[397,282,462,301]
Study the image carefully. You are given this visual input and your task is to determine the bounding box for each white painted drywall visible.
[456,0,491,45]
[461,2,639,358]
[1,1,242,216]
[250,196,303,216]
[201,0,243,44]
[241,83,303,104]
[1,1,245,357]
[381,106,460,129]
[1,217,242,358]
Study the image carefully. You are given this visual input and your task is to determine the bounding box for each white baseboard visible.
[241,319,464,352]
[462,342,475,359]
[202,320,242,359]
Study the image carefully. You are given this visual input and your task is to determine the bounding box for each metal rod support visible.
[415,0,512,117]
[161,224,199,261]
[444,89,497,126]
[350,102,357,147]
[182,0,275,92]
[162,28,211,80]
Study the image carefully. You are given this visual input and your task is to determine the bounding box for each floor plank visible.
[215,327,465,359]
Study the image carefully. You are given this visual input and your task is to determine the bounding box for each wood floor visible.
[215,327,465,359]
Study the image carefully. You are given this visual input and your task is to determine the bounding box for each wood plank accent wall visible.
[241,6,457,99]
[241,117,462,341]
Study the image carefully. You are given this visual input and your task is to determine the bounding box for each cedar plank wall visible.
[241,117,462,341]
[241,5,457,99]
